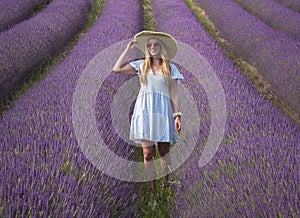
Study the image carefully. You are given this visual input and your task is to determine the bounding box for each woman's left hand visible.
[175,116,181,132]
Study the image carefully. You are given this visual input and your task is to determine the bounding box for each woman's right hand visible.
[127,40,137,50]
[113,39,138,74]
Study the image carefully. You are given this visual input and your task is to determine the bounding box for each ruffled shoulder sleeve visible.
[129,59,144,76]
[170,63,184,80]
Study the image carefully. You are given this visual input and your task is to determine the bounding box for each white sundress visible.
[129,59,184,145]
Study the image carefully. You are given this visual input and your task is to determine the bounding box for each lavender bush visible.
[0,0,50,32]
[275,0,300,13]
[0,0,144,217]
[195,0,300,115]
[234,0,300,42]
[0,0,91,103]
[151,0,299,217]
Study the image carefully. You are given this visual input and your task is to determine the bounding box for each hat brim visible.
[134,31,178,60]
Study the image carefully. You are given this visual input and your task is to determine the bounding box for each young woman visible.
[113,31,184,190]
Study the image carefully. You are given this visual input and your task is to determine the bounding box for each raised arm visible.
[113,40,138,74]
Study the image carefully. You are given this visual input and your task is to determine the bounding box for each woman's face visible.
[147,38,161,57]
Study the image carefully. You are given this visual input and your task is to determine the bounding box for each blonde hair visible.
[140,38,171,86]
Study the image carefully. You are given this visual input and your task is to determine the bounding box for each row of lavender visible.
[275,0,300,13]
[0,0,50,32]
[151,0,299,217]
[195,0,300,115]
[0,0,144,217]
[233,0,300,42]
[0,0,91,103]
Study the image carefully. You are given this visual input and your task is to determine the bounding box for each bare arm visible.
[170,79,180,112]
[113,40,137,74]
[169,79,182,132]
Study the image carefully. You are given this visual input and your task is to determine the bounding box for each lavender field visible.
[275,0,300,13]
[195,0,300,115]
[0,0,49,32]
[233,0,300,41]
[0,0,299,217]
[0,0,91,103]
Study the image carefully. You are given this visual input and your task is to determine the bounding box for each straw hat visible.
[134,31,178,60]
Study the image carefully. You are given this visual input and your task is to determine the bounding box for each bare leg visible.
[157,142,171,187]
[142,140,156,190]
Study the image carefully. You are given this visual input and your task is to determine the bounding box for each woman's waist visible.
[138,90,170,97]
